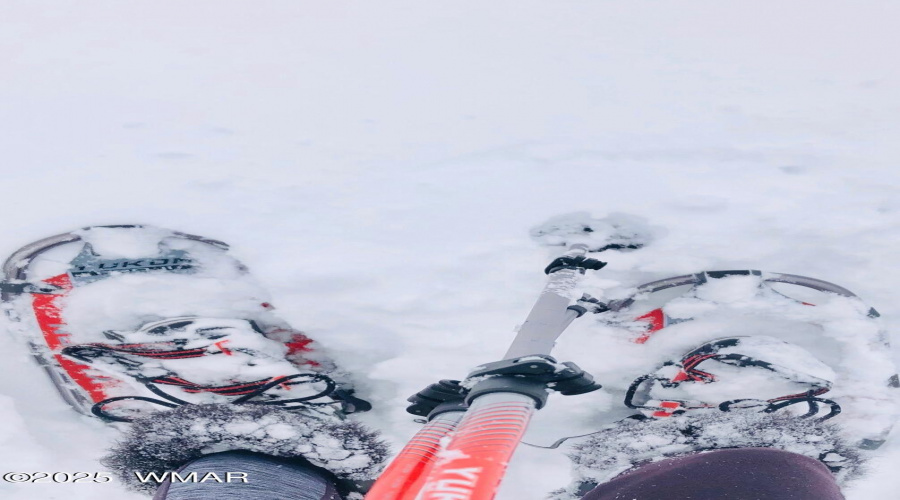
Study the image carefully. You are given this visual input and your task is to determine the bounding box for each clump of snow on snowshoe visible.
[61,273,271,339]
[58,229,265,336]
[74,226,179,259]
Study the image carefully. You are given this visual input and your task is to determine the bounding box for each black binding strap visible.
[544,255,607,275]
[91,373,346,422]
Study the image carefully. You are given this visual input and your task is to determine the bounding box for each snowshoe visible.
[602,269,898,449]
[1,225,370,422]
[558,270,899,496]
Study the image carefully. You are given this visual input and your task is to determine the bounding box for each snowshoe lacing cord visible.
[624,342,842,422]
[60,342,352,422]
[626,373,841,421]
[720,390,841,420]
[91,372,339,422]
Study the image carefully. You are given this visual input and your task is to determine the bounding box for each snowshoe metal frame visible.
[2,225,227,301]
[605,269,877,317]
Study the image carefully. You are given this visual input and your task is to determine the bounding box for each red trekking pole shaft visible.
[364,411,464,500]
[416,392,536,500]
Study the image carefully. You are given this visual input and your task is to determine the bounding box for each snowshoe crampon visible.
[1,225,368,422]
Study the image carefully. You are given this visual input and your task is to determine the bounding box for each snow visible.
[2,1,900,499]
[76,226,176,259]
[62,274,268,335]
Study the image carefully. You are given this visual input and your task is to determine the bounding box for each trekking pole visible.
[367,245,607,500]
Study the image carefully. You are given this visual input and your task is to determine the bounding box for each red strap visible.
[633,308,666,344]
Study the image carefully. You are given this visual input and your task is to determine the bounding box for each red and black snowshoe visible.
[1,225,369,422]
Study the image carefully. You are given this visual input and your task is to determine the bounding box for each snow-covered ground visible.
[2,1,900,499]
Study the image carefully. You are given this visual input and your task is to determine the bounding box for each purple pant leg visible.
[581,448,844,500]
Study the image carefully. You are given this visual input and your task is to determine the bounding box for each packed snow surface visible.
[2,1,900,499]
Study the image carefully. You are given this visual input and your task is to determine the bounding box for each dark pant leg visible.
[581,448,844,500]
[153,451,341,500]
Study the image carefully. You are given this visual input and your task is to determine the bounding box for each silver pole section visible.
[504,244,588,359]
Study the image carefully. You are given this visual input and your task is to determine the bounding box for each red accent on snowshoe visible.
[214,340,233,355]
[652,401,682,417]
[285,334,313,354]
[648,401,682,418]
[633,308,666,344]
[32,275,73,350]
[277,377,294,390]
[281,331,320,367]
[264,328,320,367]
[32,274,112,402]
[769,387,829,402]
[153,376,273,395]
[678,354,718,383]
